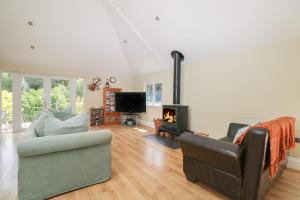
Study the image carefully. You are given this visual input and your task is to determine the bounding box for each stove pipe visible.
[171,50,184,104]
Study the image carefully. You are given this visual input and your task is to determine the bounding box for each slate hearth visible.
[143,134,180,149]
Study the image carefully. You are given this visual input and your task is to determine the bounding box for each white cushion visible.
[233,126,250,143]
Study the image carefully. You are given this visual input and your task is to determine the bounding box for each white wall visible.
[134,37,300,159]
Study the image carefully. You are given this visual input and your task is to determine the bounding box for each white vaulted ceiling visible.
[0,0,131,75]
[1,0,300,75]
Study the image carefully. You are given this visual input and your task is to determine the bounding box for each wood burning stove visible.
[159,50,189,136]
[160,105,188,135]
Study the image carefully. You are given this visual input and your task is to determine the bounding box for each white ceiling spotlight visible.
[28,22,35,50]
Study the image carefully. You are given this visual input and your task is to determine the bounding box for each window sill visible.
[147,104,162,107]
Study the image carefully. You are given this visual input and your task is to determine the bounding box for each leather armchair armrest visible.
[241,128,268,200]
[179,132,244,177]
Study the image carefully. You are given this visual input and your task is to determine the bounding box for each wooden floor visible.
[1,125,300,200]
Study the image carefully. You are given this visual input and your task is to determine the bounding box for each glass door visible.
[0,73,84,133]
[51,79,71,110]
[1,72,13,133]
[21,76,45,129]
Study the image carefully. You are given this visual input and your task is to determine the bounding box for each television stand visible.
[121,113,139,126]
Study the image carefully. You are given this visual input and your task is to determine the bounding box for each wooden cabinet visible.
[103,87,121,125]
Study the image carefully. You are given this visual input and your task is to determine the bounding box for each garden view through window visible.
[51,79,71,110]
[76,78,84,113]
[21,77,44,128]
[1,72,12,132]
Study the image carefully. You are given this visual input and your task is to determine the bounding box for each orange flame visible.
[164,111,176,123]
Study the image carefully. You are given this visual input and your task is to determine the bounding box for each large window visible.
[51,79,71,110]
[145,82,162,106]
[0,72,85,133]
[1,72,12,133]
[21,76,44,128]
[76,78,84,113]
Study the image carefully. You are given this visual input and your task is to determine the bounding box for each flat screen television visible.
[115,92,146,113]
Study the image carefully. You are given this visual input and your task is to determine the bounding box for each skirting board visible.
[137,119,154,128]
[288,156,300,171]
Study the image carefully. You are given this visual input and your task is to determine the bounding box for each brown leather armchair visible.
[179,123,287,200]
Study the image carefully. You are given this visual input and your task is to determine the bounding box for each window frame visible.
[144,82,162,107]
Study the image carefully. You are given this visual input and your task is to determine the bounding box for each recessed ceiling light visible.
[30,45,35,49]
[28,21,34,26]
[155,16,160,21]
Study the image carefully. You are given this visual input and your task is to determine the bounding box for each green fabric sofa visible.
[17,127,112,200]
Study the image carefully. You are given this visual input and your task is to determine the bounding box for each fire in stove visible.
[163,109,176,123]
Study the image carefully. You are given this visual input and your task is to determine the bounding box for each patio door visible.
[20,77,76,129]
[50,79,72,110]
[0,72,84,133]
[0,72,13,133]
[21,76,45,129]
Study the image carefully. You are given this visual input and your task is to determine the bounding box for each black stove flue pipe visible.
[171,50,184,104]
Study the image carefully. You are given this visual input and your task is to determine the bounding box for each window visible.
[21,76,44,129]
[145,82,162,106]
[51,79,71,110]
[1,72,13,133]
[146,84,153,104]
[154,83,162,103]
[76,78,84,113]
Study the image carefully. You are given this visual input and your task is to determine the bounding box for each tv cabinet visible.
[121,113,139,126]
[103,87,122,125]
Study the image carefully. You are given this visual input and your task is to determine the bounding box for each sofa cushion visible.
[35,111,55,137]
[233,126,250,143]
[48,107,75,121]
[43,112,89,136]
[20,120,38,139]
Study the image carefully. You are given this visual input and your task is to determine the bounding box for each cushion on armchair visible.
[227,123,249,138]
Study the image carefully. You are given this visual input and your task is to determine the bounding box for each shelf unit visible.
[103,87,122,125]
[90,108,104,127]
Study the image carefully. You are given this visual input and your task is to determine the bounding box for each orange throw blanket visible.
[234,117,296,178]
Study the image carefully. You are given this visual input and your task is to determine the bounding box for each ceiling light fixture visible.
[28,21,34,26]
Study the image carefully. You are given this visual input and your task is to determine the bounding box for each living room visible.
[1,0,300,200]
